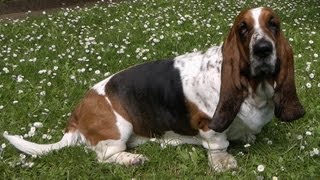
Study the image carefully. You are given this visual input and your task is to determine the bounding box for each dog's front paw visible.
[208,151,237,172]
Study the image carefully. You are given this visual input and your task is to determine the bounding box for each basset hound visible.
[4,7,305,172]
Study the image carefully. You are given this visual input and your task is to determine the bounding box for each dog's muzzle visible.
[251,39,276,77]
[253,39,273,58]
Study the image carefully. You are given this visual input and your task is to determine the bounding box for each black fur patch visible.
[106,60,197,137]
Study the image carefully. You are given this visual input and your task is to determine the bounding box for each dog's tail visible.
[3,131,82,155]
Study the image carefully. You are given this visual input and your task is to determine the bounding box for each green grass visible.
[0,0,319,178]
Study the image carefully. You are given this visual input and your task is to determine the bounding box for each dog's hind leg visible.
[93,140,148,166]
[67,90,149,166]
[91,114,149,167]
[93,111,148,166]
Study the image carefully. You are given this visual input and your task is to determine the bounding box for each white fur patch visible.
[174,46,222,116]
[3,131,81,155]
[199,130,229,151]
[251,7,263,29]
[114,111,133,142]
[92,139,126,161]
[92,75,114,95]
[104,96,133,142]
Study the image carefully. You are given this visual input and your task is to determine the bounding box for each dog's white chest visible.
[227,82,275,141]
[174,47,275,141]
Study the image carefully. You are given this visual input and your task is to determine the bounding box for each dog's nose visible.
[253,40,273,58]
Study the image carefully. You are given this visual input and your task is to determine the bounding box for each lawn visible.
[0,0,319,178]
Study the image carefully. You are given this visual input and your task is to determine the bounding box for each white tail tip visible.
[3,131,80,156]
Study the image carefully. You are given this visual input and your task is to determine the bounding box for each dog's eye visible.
[239,22,248,37]
[268,17,279,32]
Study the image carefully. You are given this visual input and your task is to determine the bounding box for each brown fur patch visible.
[186,100,211,132]
[273,22,305,121]
[66,90,120,145]
[259,8,281,42]
[237,9,255,59]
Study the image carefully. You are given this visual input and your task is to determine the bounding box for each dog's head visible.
[209,7,305,132]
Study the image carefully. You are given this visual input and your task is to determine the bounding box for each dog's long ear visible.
[208,26,249,133]
[273,32,305,121]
